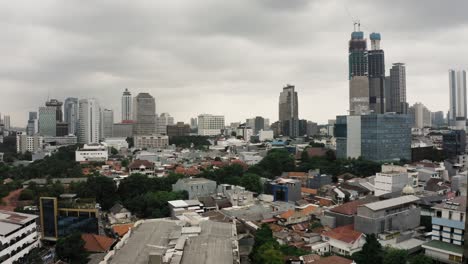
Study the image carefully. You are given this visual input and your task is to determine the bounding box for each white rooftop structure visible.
[364,195,420,211]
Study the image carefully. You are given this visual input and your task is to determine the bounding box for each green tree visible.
[82,176,119,210]
[254,243,284,264]
[409,254,433,264]
[383,248,408,264]
[110,147,119,155]
[352,234,384,264]
[56,232,89,264]
[121,158,129,168]
[301,150,309,163]
[19,189,35,200]
[22,247,43,264]
[240,173,263,193]
[256,149,295,178]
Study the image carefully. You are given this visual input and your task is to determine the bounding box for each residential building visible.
[103,138,129,150]
[134,134,169,149]
[423,196,465,264]
[323,196,379,228]
[432,111,445,128]
[368,32,385,114]
[335,113,412,161]
[78,98,101,144]
[3,115,10,130]
[167,122,191,137]
[448,70,467,130]
[121,88,132,121]
[168,200,204,217]
[155,113,174,135]
[172,178,217,199]
[259,129,274,141]
[0,210,40,264]
[265,178,301,203]
[128,159,155,177]
[75,143,108,162]
[217,184,255,207]
[354,195,420,234]
[409,102,432,128]
[190,117,198,129]
[64,97,79,135]
[443,130,466,159]
[276,205,318,226]
[16,134,43,153]
[101,109,114,139]
[321,225,366,256]
[133,93,156,135]
[307,121,319,137]
[38,106,57,136]
[108,204,132,225]
[45,98,63,121]
[197,114,225,136]
[279,85,299,137]
[26,111,38,136]
[388,63,408,114]
[113,122,134,138]
[374,165,409,196]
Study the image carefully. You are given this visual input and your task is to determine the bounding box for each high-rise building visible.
[246,116,268,134]
[45,99,63,122]
[101,109,114,139]
[306,121,318,137]
[38,106,57,136]
[167,122,191,137]
[122,88,132,122]
[64,97,79,135]
[449,69,467,130]
[388,63,408,114]
[335,113,412,161]
[279,85,299,137]
[3,115,10,130]
[78,98,101,144]
[431,111,445,128]
[348,26,369,115]
[409,102,431,129]
[155,113,174,135]
[197,114,225,136]
[16,133,43,153]
[26,111,38,136]
[133,93,156,135]
[368,32,385,114]
[190,118,198,128]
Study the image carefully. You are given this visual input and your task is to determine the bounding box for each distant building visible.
[43,135,78,146]
[279,85,299,137]
[265,178,301,203]
[75,143,108,162]
[443,130,466,159]
[388,63,408,114]
[374,169,409,196]
[45,99,63,121]
[368,32,386,114]
[78,98,101,144]
[259,130,274,141]
[307,121,319,137]
[167,122,191,137]
[246,116,269,134]
[431,111,445,128]
[448,69,467,129]
[26,111,38,136]
[133,93,156,135]
[3,115,10,131]
[155,113,174,135]
[409,102,432,128]
[101,109,114,139]
[64,97,79,135]
[56,122,68,137]
[16,134,43,153]
[0,210,40,263]
[121,88,132,122]
[348,28,369,115]
[423,196,465,264]
[134,134,169,149]
[113,122,134,138]
[354,195,420,234]
[172,178,217,199]
[197,114,225,136]
[103,138,129,150]
[335,113,412,161]
[38,106,57,136]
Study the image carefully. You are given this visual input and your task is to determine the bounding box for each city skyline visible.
[1,1,468,126]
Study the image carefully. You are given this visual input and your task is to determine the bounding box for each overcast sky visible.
[1,0,468,127]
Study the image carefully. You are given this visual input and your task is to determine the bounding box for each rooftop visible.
[322,225,362,244]
[0,210,37,236]
[82,233,116,253]
[422,240,463,256]
[363,195,419,211]
[330,197,378,215]
[433,196,466,212]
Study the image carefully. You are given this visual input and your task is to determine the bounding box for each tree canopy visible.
[352,234,384,264]
[56,232,89,264]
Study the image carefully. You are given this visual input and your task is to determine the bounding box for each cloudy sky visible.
[1,0,468,127]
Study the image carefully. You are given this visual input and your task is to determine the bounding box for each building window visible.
[449,211,453,220]
[436,211,442,217]
[460,213,464,222]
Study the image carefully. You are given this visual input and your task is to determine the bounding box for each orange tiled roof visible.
[278,205,317,219]
[313,256,353,264]
[285,172,307,177]
[112,223,134,237]
[81,233,115,253]
[322,225,362,244]
[301,188,317,195]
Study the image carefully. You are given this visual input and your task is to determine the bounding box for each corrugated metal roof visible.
[363,195,419,211]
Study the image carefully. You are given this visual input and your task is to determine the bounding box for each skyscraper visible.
[101,109,114,139]
[121,88,132,122]
[279,85,299,137]
[348,26,369,115]
[78,98,101,144]
[389,63,408,114]
[197,114,225,136]
[409,102,431,129]
[368,32,386,114]
[449,69,467,130]
[133,93,156,135]
[26,112,38,136]
[64,97,79,135]
[155,113,174,135]
[3,115,10,130]
[38,107,57,136]
[45,99,64,122]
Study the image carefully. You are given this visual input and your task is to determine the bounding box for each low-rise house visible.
[81,233,115,253]
[265,178,302,203]
[168,200,204,217]
[172,178,217,199]
[108,204,132,224]
[424,178,450,195]
[322,196,379,228]
[128,159,155,177]
[276,205,318,226]
[217,184,255,206]
[75,143,108,162]
[321,225,365,256]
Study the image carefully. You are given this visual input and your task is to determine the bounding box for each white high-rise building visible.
[3,115,10,130]
[38,107,57,136]
[197,114,225,136]
[101,109,114,139]
[78,98,101,144]
[410,102,431,129]
[155,113,174,135]
[122,88,132,122]
[449,69,467,130]
[64,97,79,135]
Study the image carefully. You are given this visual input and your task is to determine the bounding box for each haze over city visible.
[2,0,468,126]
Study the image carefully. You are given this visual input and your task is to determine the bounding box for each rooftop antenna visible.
[353,20,361,31]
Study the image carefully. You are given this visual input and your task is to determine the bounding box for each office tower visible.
[368,32,385,114]
[306,121,318,137]
[298,119,308,136]
[279,85,299,137]
[431,111,445,128]
[122,88,132,122]
[113,122,134,138]
[101,109,114,139]
[3,115,10,130]
[409,103,431,129]
[155,113,174,135]
[38,107,57,136]
[45,99,64,122]
[133,93,156,135]
[64,97,79,135]
[167,122,191,137]
[449,69,467,130]
[246,116,268,134]
[197,114,225,136]
[26,112,38,136]
[56,123,69,137]
[78,98,101,144]
[335,113,412,161]
[348,25,369,115]
[388,63,408,114]
[190,118,198,128]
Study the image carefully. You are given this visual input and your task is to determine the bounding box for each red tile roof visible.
[330,197,378,215]
[112,223,134,237]
[313,256,353,264]
[301,188,317,195]
[322,225,363,244]
[278,205,317,220]
[81,234,116,253]
[128,159,154,169]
